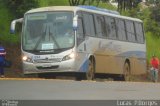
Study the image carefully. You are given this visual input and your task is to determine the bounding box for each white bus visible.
[10,6,146,80]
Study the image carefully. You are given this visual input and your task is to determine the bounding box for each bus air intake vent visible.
[36,65,59,70]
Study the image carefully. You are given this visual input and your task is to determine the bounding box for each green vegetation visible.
[141,3,160,61]
[38,0,69,6]
[146,32,160,60]
[0,1,19,43]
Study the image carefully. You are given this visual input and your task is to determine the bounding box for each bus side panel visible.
[94,54,107,73]
[130,57,146,75]
[95,54,123,74]
[94,40,146,75]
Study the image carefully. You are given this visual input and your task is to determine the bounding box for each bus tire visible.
[123,61,131,81]
[86,58,95,80]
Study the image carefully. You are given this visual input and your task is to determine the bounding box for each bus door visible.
[76,17,88,72]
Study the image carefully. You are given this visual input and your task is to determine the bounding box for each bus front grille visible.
[36,65,59,70]
[34,58,61,63]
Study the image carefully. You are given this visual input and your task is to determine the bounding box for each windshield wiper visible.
[49,27,60,48]
[33,24,60,50]
[33,25,47,50]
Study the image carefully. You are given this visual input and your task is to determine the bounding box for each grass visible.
[146,32,160,62]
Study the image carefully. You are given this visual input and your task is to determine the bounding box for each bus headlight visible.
[22,56,32,62]
[62,52,75,61]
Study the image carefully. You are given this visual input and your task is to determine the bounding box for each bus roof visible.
[26,6,142,22]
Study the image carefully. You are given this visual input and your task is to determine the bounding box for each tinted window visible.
[135,22,144,43]
[96,15,107,38]
[83,13,95,36]
[116,19,126,41]
[126,21,136,42]
[88,14,96,36]
[77,11,85,45]
[77,18,84,38]
[105,16,116,39]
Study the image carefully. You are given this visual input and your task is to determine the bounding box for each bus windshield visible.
[22,12,74,53]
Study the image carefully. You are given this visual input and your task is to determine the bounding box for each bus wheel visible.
[123,62,131,81]
[86,59,95,80]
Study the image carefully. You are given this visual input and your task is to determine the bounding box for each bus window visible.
[26,20,44,41]
[77,18,84,37]
[96,15,106,38]
[88,14,96,37]
[105,16,116,39]
[83,13,95,37]
[77,18,85,45]
[135,22,144,43]
[116,19,126,41]
[126,20,136,42]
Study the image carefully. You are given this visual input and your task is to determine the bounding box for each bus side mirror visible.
[10,18,23,34]
[73,15,78,30]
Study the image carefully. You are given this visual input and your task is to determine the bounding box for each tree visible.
[116,0,142,12]
[142,2,160,37]
[68,0,80,6]
[4,0,38,18]
[146,0,160,4]
[150,3,160,22]
[68,0,109,7]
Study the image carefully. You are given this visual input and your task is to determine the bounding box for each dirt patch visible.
[3,43,23,77]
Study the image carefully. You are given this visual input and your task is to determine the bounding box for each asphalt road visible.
[0,79,160,100]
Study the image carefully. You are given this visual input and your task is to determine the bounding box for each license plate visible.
[42,64,52,68]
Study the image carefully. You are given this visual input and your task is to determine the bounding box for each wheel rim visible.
[86,60,94,80]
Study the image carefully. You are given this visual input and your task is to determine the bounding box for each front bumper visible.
[23,59,77,74]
